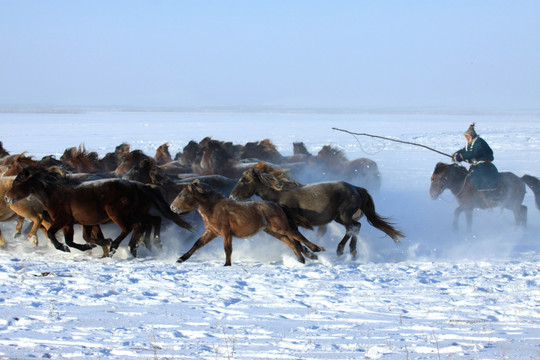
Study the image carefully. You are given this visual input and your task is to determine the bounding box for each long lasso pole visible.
[332,127,453,158]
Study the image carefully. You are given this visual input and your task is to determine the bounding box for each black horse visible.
[229,162,404,258]
[430,162,540,231]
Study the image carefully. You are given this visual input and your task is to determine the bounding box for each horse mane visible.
[189,179,223,199]
[0,141,9,158]
[114,143,131,156]
[22,166,78,187]
[434,162,468,176]
[251,162,300,191]
[317,145,348,162]
[130,157,170,185]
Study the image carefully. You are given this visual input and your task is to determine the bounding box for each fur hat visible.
[464,122,477,139]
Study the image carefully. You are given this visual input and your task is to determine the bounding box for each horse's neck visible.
[447,170,469,196]
[255,185,282,202]
[195,195,223,216]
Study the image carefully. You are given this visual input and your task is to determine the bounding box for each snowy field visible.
[0,110,540,359]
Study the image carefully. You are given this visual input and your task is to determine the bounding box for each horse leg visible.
[46,224,71,252]
[264,229,306,263]
[336,234,351,257]
[177,231,218,263]
[142,215,162,251]
[336,216,361,258]
[0,229,5,248]
[14,215,25,238]
[62,225,94,252]
[453,206,464,230]
[223,233,233,266]
[514,205,527,227]
[26,216,46,247]
[128,223,144,258]
[81,225,110,257]
[348,222,361,258]
[463,209,473,233]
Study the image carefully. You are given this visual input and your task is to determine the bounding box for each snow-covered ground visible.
[1,110,539,359]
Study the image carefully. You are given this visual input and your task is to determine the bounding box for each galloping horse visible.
[0,176,48,247]
[230,162,404,258]
[430,162,539,231]
[5,166,193,257]
[170,179,325,266]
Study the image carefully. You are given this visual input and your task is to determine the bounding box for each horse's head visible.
[199,140,232,173]
[229,167,259,201]
[4,166,43,204]
[171,179,217,214]
[230,162,298,200]
[430,162,467,199]
[115,150,150,176]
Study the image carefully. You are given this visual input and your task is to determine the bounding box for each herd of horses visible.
[0,137,539,265]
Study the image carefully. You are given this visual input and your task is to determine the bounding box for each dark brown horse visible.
[430,162,539,231]
[170,179,325,266]
[230,162,404,258]
[5,166,193,257]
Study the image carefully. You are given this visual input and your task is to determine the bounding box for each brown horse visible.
[0,176,48,247]
[230,162,404,258]
[170,179,325,266]
[430,162,539,231]
[0,175,111,255]
[5,166,193,257]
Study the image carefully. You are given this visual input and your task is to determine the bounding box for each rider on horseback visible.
[452,123,500,205]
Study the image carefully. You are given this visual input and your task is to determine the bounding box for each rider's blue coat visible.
[455,136,499,191]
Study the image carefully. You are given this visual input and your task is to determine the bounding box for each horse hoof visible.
[29,235,38,247]
[14,231,22,239]
[176,258,185,263]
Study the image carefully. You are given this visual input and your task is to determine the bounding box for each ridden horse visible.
[429,162,539,231]
[309,145,381,191]
[5,166,193,257]
[229,162,404,258]
[170,179,325,266]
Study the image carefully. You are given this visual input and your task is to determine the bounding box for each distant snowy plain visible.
[0,110,539,359]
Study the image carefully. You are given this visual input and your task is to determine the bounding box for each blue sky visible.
[1,1,538,110]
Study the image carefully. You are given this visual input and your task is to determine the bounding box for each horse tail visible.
[521,175,540,210]
[355,186,405,243]
[280,206,314,230]
[142,184,194,231]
